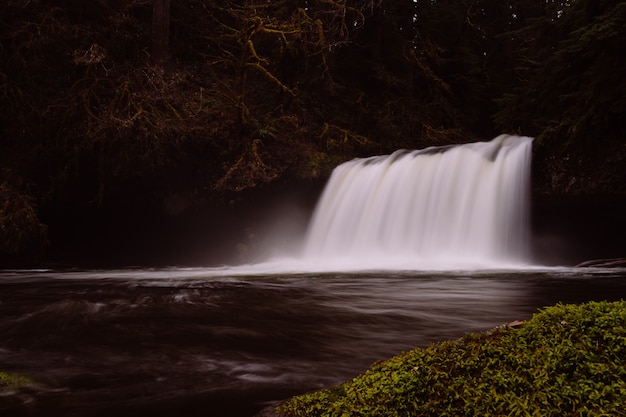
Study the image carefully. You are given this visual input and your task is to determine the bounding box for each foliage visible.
[494,0,626,147]
[279,300,626,417]
[491,0,626,194]
[0,1,492,197]
[0,177,48,264]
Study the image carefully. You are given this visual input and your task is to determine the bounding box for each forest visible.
[1,0,625,266]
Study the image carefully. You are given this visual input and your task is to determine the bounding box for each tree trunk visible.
[152,0,170,65]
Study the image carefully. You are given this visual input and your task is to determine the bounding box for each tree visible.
[492,0,626,193]
[152,0,171,64]
[493,0,626,145]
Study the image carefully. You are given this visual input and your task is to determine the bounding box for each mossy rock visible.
[0,371,35,411]
[0,372,31,390]
[276,300,626,417]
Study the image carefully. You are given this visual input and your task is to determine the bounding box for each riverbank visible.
[262,300,626,417]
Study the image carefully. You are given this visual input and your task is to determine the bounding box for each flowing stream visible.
[1,268,626,417]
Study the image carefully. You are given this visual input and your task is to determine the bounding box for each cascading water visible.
[302,135,534,269]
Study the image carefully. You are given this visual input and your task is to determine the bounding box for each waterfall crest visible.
[302,135,533,269]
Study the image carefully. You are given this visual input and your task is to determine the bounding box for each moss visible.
[0,372,31,391]
[278,300,626,417]
[0,371,35,413]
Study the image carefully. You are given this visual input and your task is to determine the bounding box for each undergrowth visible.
[279,300,626,417]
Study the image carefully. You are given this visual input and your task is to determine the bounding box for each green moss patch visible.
[0,371,31,391]
[279,300,626,417]
[0,371,35,412]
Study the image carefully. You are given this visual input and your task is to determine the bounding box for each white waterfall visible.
[302,135,533,269]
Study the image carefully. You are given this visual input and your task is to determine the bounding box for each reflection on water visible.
[1,267,625,416]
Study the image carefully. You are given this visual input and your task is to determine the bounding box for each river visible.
[1,266,625,416]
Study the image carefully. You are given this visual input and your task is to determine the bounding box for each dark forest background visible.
[1,0,625,267]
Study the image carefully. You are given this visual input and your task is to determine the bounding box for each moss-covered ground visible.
[278,300,626,417]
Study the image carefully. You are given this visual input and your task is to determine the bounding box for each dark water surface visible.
[1,267,625,416]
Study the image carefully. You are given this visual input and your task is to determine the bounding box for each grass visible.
[278,300,626,417]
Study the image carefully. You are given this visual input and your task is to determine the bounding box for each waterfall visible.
[302,135,533,269]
